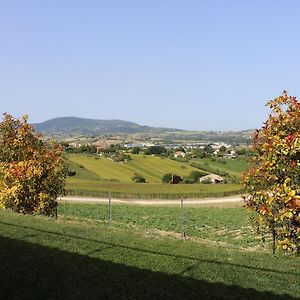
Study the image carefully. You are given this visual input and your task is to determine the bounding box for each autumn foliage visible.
[0,114,67,216]
[243,92,300,255]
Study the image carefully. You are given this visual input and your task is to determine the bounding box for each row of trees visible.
[64,142,251,160]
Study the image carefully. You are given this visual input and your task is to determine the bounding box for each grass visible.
[65,156,101,180]
[65,154,246,198]
[58,202,259,249]
[0,208,299,299]
[67,154,199,183]
[66,180,243,199]
[191,158,250,178]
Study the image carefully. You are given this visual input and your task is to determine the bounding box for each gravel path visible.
[59,195,244,206]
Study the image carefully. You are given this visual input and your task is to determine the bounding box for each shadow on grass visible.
[1,220,299,278]
[0,235,297,300]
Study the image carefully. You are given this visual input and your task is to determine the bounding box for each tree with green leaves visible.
[243,92,300,255]
[144,146,167,155]
[162,173,173,183]
[0,114,67,216]
[131,173,146,183]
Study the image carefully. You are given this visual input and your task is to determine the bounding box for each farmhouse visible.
[200,174,224,184]
[174,151,186,158]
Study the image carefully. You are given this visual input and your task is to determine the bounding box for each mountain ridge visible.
[32,116,183,135]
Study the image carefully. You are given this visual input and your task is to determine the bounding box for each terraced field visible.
[66,154,199,183]
[65,154,247,198]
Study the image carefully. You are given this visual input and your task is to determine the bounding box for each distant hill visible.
[32,117,182,135]
[32,117,254,144]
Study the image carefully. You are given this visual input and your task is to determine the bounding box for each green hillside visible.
[66,154,200,183]
[191,158,250,177]
[64,154,246,198]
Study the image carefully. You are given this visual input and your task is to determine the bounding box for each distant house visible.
[69,142,82,148]
[174,151,186,158]
[200,174,224,184]
[93,139,120,149]
[226,154,236,159]
[123,143,144,148]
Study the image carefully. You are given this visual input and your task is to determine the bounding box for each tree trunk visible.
[272,225,276,255]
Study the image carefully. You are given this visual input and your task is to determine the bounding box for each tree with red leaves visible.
[0,114,67,216]
[243,91,300,255]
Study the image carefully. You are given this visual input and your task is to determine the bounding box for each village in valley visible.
[55,128,252,187]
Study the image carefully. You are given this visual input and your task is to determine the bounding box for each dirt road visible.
[59,195,244,206]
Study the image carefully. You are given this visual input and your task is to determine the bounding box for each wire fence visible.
[56,193,258,250]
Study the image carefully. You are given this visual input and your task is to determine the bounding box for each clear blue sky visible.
[1,0,300,131]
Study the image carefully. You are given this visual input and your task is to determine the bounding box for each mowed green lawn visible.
[66,153,199,183]
[1,208,299,299]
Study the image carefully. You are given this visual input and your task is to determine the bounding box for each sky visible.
[1,0,300,131]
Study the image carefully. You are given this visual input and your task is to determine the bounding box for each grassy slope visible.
[192,158,250,177]
[65,154,244,198]
[0,209,299,299]
[65,157,101,180]
[66,154,199,183]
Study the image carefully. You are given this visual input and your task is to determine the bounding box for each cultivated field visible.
[66,153,199,182]
[191,157,250,177]
[66,180,243,199]
[58,202,258,249]
[65,154,247,199]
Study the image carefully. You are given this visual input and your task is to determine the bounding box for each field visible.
[191,157,250,177]
[58,202,258,249]
[65,154,248,198]
[66,153,199,183]
[1,206,299,299]
[66,179,243,199]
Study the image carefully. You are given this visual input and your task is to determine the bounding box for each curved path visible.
[59,195,244,206]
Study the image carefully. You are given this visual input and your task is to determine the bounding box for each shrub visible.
[162,173,173,183]
[183,177,196,184]
[131,173,146,183]
[67,170,77,177]
[131,147,140,154]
